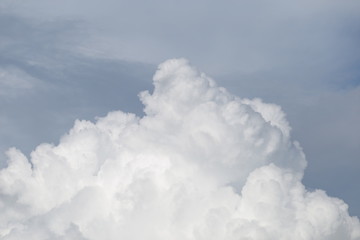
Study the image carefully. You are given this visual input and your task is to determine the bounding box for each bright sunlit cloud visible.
[1,59,359,240]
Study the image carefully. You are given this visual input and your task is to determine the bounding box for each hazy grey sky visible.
[0,0,359,219]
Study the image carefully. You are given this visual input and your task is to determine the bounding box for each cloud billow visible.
[0,59,359,240]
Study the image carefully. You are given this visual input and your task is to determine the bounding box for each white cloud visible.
[0,59,359,240]
[1,0,359,218]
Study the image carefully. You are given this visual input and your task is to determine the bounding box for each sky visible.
[0,0,359,238]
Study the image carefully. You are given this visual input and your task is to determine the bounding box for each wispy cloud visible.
[0,66,41,97]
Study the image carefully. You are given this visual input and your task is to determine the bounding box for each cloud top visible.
[0,59,359,240]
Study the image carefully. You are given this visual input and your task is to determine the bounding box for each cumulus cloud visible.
[0,59,359,240]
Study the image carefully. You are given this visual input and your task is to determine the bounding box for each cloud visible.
[1,59,359,240]
[0,66,40,97]
[1,0,359,218]
[0,12,155,164]
[3,0,360,76]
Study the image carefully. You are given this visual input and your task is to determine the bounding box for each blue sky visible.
[0,0,359,218]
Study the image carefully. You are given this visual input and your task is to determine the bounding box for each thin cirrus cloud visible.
[0,66,40,97]
[1,59,359,240]
[2,0,360,75]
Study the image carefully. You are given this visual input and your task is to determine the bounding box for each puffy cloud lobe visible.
[0,59,359,240]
